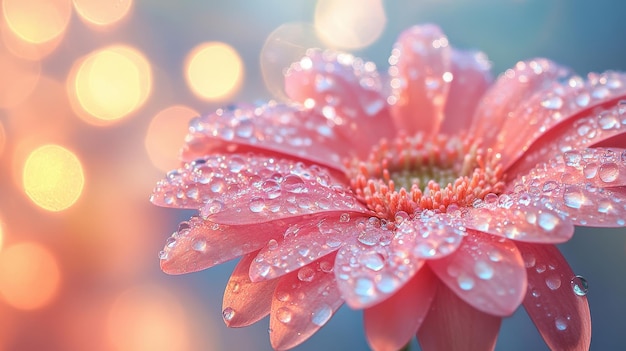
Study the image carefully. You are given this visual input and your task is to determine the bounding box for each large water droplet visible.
[354,277,375,296]
[555,316,569,331]
[360,252,385,271]
[276,307,293,324]
[545,275,562,290]
[457,273,475,290]
[223,307,235,322]
[282,174,306,193]
[474,260,494,280]
[563,188,585,209]
[249,197,266,213]
[599,162,619,183]
[311,304,333,326]
[538,212,559,231]
[298,266,316,282]
[570,275,589,296]
[192,239,207,252]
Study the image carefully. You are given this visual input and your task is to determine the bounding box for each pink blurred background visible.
[0,1,624,350]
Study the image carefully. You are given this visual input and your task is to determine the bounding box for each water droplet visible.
[583,163,598,179]
[524,253,536,268]
[457,273,475,290]
[235,118,254,138]
[297,266,315,282]
[542,181,558,193]
[276,291,290,302]
[228,156,245,173]
[339,213,350,222]
[376,273,399,293]
[555,316,568,331]
[488,248,503,262]
[546,275,562,290]
[541,95,563,110]
[311,304,333,326]
[267,239,278,250]
[360,252,385,271]
[249,197,266,213]
[192,239,207,252]
[531,289,541,298]
[474,260,494,280]
[570,275,589,296]
[282,174,306,193]
[320,261,334,273]
[354,277,375,296]
[599,162,619,183]
[575,92,590,107]
[563,188,585,209]
[158,250,168,260]
[276,307,293,324]
[538,212,559,231]
[223,307,235,322]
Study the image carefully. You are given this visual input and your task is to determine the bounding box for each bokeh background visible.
[0,0,625,350]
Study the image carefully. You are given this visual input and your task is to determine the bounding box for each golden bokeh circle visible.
[185,42,243,101]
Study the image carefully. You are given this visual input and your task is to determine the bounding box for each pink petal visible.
[439,49,493,134]
[509,150,626,227]
[462,193,574,243]
[497,72,626,170]
[516,243,591,351]
[510,98,626,176]
[388,24,452,135]
[417,280,502,351]
[222,252,279,327]
[159,216,309,274]
[269,255,343,351]
[250,213,361,281]
[153,153,369,223]
[393,213,465,259]
[469,59,570,148]
[180,103,350,172]
[428,230,526,316]
[364,267,437,351]
[334,217,424,308]
[284,49,396,158]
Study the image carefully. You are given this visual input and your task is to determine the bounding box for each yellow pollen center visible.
[346,133,505,220]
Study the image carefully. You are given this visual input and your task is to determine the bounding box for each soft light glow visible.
[0,122,5,158]
[22,144,85,212]
[0,242,61,310]
[69,45,152,125]
[0,219,4,252]
[314,0,387,50]
[1,20,64,60]
[0,45,40,108]
[73,0,133,27]
[145,105,198,172]
[107,285,190,351]
[2,0,72,44]
[185,42,243,101]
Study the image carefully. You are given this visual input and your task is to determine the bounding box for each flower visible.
[151,24,626,351]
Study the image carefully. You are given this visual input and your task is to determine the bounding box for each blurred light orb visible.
[185,42,243,101]
[22,144,85,212]
[0,46,41,108]
[260,23,326,101]
[145,105,198,172]
[2,0,72,44]
[108,285,190,351]
[1,21,64,60]
[314,0,387,50]
[0,242,61,310]
[73,0,133,27]
[71,45,152,125]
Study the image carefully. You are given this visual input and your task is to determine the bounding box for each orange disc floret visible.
[346,132,505,220]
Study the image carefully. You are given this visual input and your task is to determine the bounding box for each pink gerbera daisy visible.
[151,24,626,351]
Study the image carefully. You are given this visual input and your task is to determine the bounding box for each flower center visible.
[346,133,505,220]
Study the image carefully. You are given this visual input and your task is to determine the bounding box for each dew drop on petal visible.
[276,307,293,324]
[267,239,278,250]
[192,239,207,252]
[555,316,568,331]
[545,275,562,290]
[474,260,494,280]
[339,213,350,222]
[158,250,168,260]
[488,248,503,262]
[311,304,333,326]
[457,273,475,290]
[598,162,619,183]
[541,95,563,109]
[524,253,536,268]
[570,275,589,296]
[319,260,334,273]
[354,277,375,297]
[360,252,385,271]
[375,273,399,293]
[223,307,235,322]
[276,291,290,302]
[538,212,559,231]
[297,266,316,282]
[249,197,266,213]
